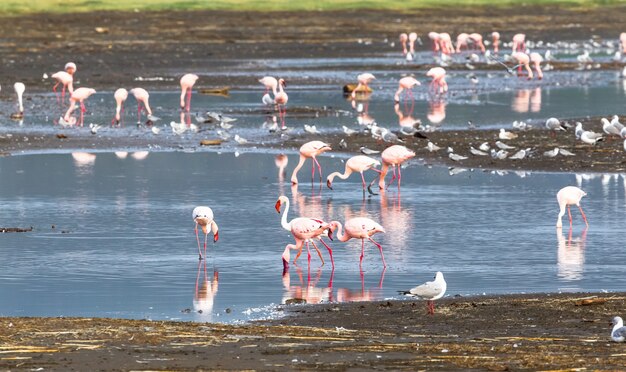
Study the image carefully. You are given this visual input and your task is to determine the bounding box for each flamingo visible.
[275,195,334,269]
[290,141,332,185]
[351,73,375,99]
[428,32,441,54]
[426,67,448,94]
[13,82,25,119]
[408,32,418,55]
[399,33,408,55]
[51,62,76,103]
[377,145,416,190]
[259,76,278,95]
[129,88,154,124]
[394,76,421,102]
[556,186,588,228]
[180,73,199,112]
[492,32,500,53]
[326,155,381,193]
[64,87,96,127]
[274,78,288,129]
[438,33,454,55]
[112,88,128,126]
[192,206,219,260]
[469,33,486,53]
[399,271,447,315]
[328,217,386,268]
[621,33,626,54]
[529,52,544,79]
[512,33,526,52]
[511,52,533,79]
[456,33,470,53]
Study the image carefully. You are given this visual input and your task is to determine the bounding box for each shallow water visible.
[1,152,625,323]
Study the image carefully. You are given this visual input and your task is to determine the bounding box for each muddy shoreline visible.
[1,293,625,370]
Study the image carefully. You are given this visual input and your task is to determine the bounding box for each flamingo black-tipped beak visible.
[281,80,287,88]
[282,257,289,271]
[328,229,334,241]
[326,180,333,190]
[275,200,282,213]
[367,183,378,196]
[213,231,219,243]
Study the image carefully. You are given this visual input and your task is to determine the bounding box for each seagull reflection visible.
[194,260,219,320]
[282,265,334,304]
[556,228,587,281]
[336,268,386,302]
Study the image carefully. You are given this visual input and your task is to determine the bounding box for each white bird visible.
[89,123,101,135]
[426,142,441,152]
[399,271,447,315]
[611,115,624,131]
[406,52,414,61]
[170,121,187,135]
[491,149,508,159]
[262,93,274,105]
[577,50,592,64]
[602,118,621,137]
[449,153,468,161]
[580,130,604,145]
[479,142,490,152]
[151,126,161,135]
[558,148,575,156]
[304,124,320,134]
[545,117,566,132]
[495,141,515,150]
[342,125,357,135]
[360,146,380,155]
[543,148,560,157]
[13,82,25,116]
[611,316,626,342]
[147,114,160,123]
[509,148,531,160]
[234,134,248,144]
[575,122,584,139]
[499,128,518,140]
[512,120,529,130]
[220,121,233,130]
[470,147,488,156]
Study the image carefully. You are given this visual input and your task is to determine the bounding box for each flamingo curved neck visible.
[328,166,353,183]
[332,222,349,242]
[378,163,389,188]
[280,199,292,231]
[290,155,307,183]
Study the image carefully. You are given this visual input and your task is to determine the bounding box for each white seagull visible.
[611,316,626,342]
[449,153,468,161]
[495,141,516,150]
[399,271,447,315]
[499,128,518,140]
[580,130,604,145]
[545,117,566,132]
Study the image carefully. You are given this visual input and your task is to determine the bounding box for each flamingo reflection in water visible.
[194,260,218,319]
[557,228,587,282]
[282,265,334,305]
[336,268,386,303]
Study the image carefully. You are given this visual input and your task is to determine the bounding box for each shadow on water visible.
[1,152,626,322]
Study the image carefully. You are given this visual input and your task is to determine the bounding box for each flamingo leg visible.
[195,223,203,260]
[79,102,85,127]
[293,243,304,265]
[397,165,402,189]
[369,237,387,267]
[53,82,60,104]
[310,240,325,266]
[61,85,66,105]
[306,241,311,266]
[186,89,192,112]
[203,233,208,259]
[567,205,573,228]
[137,103,142,123]
[311,159,315,183]
[318,238,335,268]
[387,166,397,189]
[359,239,365,267]
[578,205,589,227]
[360,172,366,191]
[312,157,323,183]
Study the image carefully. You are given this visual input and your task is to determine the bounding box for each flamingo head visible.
[213,231,219,243]
[326,178,333,190]
[278,79,286,88]
[275,195,288,213]
[65,62,77,75]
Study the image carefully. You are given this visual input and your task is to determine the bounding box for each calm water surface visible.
[1,152,625,322]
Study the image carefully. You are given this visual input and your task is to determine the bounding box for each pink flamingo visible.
[329,217,386,268]
[259,76,278,95]
[274,78,288,129]
[394,76,421,102]
[529,52,544,80]
[64,87,96,127]
[112,88,128,126]
[469,33,486,53]
[511,52,533,79]
[180,73,199,112]
[290,141,332,185]
[427,67,448,94]
[276,195,334,269]
[456,33,470,53]
[326,155,381,193]
[408,32,418,55]
[377,145,416,190]
[428,32,441,54]
[351,73,375,99]
[556,186,588,228]
[192,206,219,260]
[51,62,76,104]
[512,33,526,52]
[399,33,408,55]
[492,32,500,53]
[439,33,454,55]
[621,33,626,54]
[129,88,153,124]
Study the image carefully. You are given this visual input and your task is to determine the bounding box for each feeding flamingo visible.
[51,62,76,103]
[511,52,533,79]
[428,32,441,54]
[351,73,375,98]
[192,206,219,260]
[529,52,544,79]
[556,186,588,228]
[439,33,454,55]
[326,155,381,194]
[180,73,199,112]
[259,76,278,96]
[112,88,128,126]
[408,32,418,55]
[512,33,526,52]
[290,141,332,185]
[328,217,386,268]
[394,76,421,102]
[456,33,470,53]
[427,67,448,94]
[129,88,154,124]
[492,32,500,53]
[469,33,486,53]
[399,33,408,55]
[64,87,96,127]
[275,195,334,269]
[377,145,416,190]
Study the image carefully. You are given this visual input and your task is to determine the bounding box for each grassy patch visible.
[1,0,625,14]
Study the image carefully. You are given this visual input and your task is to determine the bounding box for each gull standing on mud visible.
[328,217,386,268]
[290,141,331,185]
[545,117,566,132]
[112,88,128,126]
[611,316,626,342]
[499,128,518,140]
[556,186,588,228]
[180,73,199,112]
[399,271,447,315]
[326,155,381,194]
[12,82,25,119]
[193,206,219,260]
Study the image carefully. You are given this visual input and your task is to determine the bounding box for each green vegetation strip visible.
[2,0,626,14]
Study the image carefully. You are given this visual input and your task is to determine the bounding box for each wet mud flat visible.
[1,293,625,370]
